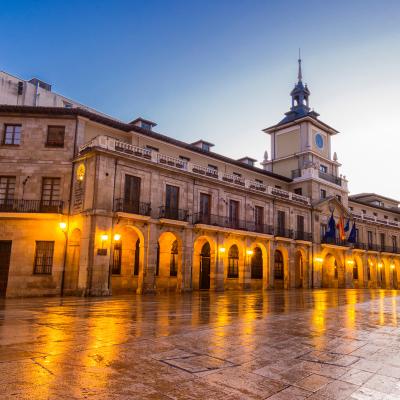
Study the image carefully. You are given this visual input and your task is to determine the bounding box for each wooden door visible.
[124,175,141,213]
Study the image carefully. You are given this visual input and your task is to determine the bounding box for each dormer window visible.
[130,118,157,131]
[237,157,257,167]
[191,140,215,152]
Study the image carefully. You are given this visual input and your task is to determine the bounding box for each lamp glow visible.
[101,234,109,242]
[246,249,254,256]
[314,257,323,263]
[219,247,226,253]
[391,264,395,270]
[59,222,67,231]
[114,233,121,241]
[347,260,355,266]
[378,263,383,268]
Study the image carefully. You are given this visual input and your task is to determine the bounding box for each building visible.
[0,61,399,297]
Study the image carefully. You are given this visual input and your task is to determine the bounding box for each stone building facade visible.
[0,62,399,297]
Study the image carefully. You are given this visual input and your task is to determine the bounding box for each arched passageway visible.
[64,228,81,294]
[273,249,285,289]
[322,253,343,288]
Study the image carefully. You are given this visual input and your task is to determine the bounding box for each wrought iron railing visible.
[159,206,189,221]
[318,171,342,186]
[0,199,64,213]
[274,227,293,239]
[114,199,151,216]
[321,237,349,246]
[293,231,312,241]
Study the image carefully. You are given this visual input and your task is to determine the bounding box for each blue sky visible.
[2,0,400,199]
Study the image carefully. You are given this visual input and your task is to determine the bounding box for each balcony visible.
[114,199,151,216]
[321,237,349,247]
[367,243,380,252]
[381,245,400,254]
[294,231,312,241]
[318,171,342,186]
[353,242,367,250]
[0,199,64,213]
[275,227,293,239]
[192,213,273,234]
[159,206,189,222]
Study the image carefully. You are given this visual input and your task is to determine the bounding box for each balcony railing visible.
[192,213,273,234]
[275,227,293,239]
[114,199,151,216]
[381,245,400,254]
[367,243,380,252]
[294,231,312,241]
[321,237,349,247]
[159,207,189,222]
[353,242,367,250]
[0,199,64,213]
[78,136,312,206]
[318,171,342,186]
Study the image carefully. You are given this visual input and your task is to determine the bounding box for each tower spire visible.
[298,48,302,82]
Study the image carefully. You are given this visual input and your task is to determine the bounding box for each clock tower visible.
[262,57,348,205]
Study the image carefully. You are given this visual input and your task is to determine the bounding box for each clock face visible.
[315,133,324,149]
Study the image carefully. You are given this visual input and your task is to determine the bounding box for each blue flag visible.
[348,222,357,243]
[344,218,350,232]
[325,212,336,240]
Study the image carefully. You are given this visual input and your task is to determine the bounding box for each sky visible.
[2,0,400,199]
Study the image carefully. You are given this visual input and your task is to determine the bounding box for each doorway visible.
[0,241,12,297]
[199,242,211,289]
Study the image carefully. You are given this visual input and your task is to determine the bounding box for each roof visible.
[0,105,293,183]
[349,198,400,215]
[129,117,157,127]
[263,114,339,135]
[350,193,400,205]
[191,139,215,147]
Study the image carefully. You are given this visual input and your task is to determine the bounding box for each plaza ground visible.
[1,290,400,399]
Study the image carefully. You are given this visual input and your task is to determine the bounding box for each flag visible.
[337,216,346,241]
[344,218,350,232]
[348,222,357,243]
[325,212,336,240]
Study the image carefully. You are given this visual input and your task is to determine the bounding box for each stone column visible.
[288,243,296,289]
[263,240,271,290]
[142,223,158,293]
[181,228,193,291]
[269,240,275,288]
[344,250,354,288]
[215,233,225,291]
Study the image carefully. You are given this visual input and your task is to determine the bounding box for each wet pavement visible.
[1,290,400,399]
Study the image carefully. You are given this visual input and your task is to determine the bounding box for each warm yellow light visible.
[347,260,355,266]
[219,247,226,253]
[101,234,109,242]
[113,233,121,241]
[378,263,383,268]
[59,222,67,231]
[314,257,323,263]
[246,249,254,255]
[391,264,395,270]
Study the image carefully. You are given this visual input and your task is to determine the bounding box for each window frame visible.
[46,125,65,148]
[227,245,239,278]
[3,124,21,145]
[33,241,55,275]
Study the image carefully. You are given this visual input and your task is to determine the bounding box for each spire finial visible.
[297,48,302,82]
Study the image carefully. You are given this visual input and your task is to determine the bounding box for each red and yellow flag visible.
[337,216,346,241]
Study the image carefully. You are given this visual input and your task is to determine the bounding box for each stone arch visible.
[321,249,344,288]
[192,235,216,290]
[223,238,245,290]
[273,245,289,289]
[295,247,307,288]
[249,242,268,290]
[111,224,145,293]
[352,254,364,288]
[64,228,82,295]
[380,257,392,289]
[367,255,378,288]
[157,230,183,291]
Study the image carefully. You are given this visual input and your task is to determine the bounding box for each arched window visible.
[201,242,210,257]
[134,239,140,276]
[274,250,284,280]
[170,240,178,276]
[228,245,239,278]
[251,247,263,279]
[353,260,358,280]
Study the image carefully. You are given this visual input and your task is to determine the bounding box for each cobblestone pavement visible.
[1,290,400,399]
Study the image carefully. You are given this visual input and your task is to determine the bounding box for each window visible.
[34,241,54,274]
[199,193,211,223]
[275,185,282,189]
[355,228,360,243]
[134,239,140,276]
[3,124,21,145]
[319,165,328,173]
[124,175,141,213]
[202,143,210,152]
[41,177,60,203]
[277,211,285,235]
[46,126,65,148]
[255,179,263,184]
[233,172,242,177]
[179,155,190,162]
[380,233,385,250]
[229,200,239,227]
[362,210,366,214]
[208,164,218,171]
[294,188,303,195]
[0,176,16,206]
[165,185,179,218]
[336,195,342,203]
[274,250,284,280]
[393,236,397,252]
[112,242,122,275]
[228,245,239,278]
[170,240,178,277]
[320,189,327,199]
[353,261,358,280]
[297,215,305,238]
[251,247,263,279]
[63,101,73,108]
[373,212,378,217]
[368,231,373,246]
[320,224,327,239]
[255,206,264,230]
